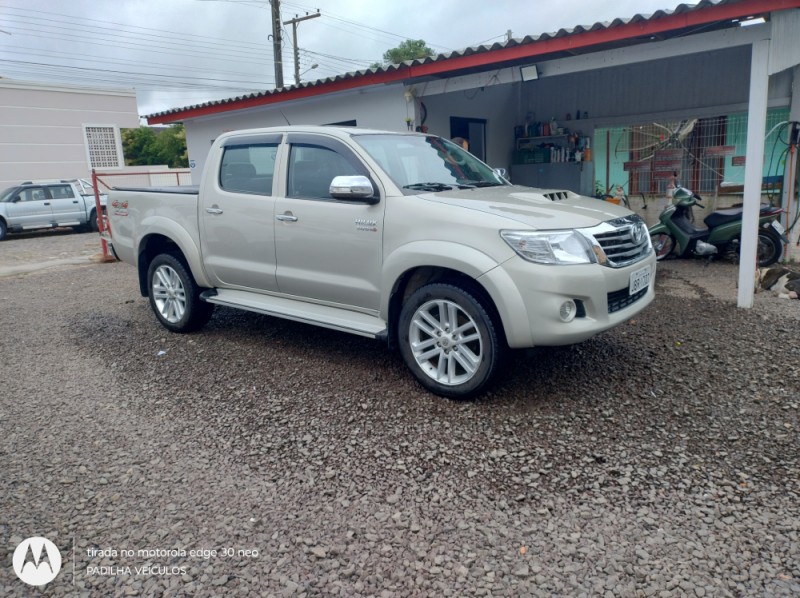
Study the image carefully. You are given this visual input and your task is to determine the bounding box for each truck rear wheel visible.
[398,282,505,399]
[147,253,214,332]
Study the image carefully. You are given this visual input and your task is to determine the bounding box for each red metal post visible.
[92,169,114,261]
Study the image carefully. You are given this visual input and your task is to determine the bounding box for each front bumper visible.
[478,252,657,348]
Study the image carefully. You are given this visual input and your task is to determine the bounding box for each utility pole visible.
[270,0,284,88]
[283,11,321,86]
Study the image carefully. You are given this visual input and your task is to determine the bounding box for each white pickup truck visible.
[0,178,107,240]
[107,126,655,398]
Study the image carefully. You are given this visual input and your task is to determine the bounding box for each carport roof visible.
[146,0,799,124]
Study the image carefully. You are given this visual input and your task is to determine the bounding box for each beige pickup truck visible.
[107,126,655,399]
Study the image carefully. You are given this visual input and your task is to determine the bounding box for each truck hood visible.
[423,185,632,230]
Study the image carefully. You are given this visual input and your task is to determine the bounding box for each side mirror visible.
[330,175,377,204]
[11,195,21,203]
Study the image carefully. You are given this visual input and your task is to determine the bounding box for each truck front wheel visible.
[147,253,214,332]
[398,282,506,399]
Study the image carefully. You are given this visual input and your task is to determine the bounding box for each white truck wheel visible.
[398,282,506,399]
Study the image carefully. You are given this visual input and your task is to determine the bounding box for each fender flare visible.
[136,216,213,289]
[381,241,528,345]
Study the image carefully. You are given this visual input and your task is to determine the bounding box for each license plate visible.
[771,220,785,235]
[629,265,651,295]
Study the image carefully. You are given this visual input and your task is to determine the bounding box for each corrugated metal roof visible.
[145,0,784,122]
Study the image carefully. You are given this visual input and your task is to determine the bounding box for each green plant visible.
[595,180,605,196]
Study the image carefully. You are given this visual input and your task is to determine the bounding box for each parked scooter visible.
[648,187,788,267]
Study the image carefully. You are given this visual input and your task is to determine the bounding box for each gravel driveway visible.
[1,232,798,596]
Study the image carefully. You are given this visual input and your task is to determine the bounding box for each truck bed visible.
[108,187,201,270]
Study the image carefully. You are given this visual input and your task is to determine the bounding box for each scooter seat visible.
[703,203,771,229]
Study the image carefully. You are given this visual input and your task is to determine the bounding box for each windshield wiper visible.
[403,182,455,192]
[402,182,480,191]
[459,180,503,188]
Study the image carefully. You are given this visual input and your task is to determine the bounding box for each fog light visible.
[559,299,577,322]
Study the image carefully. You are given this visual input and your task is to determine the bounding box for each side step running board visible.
[200,288,387,340]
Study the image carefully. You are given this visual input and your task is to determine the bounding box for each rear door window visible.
[219,143,279,195]
[48,184,76,199]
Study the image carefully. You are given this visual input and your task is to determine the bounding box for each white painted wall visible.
[183,84,409,182]
[0,79,139,189]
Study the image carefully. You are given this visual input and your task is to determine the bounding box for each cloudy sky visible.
[1,0,678,117]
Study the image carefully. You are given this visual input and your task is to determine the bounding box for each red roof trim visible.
[148,0,800,124]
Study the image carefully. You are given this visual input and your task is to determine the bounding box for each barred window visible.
[594,108,790,197]
[84,126,122,169]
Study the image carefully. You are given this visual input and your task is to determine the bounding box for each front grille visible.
[608,286,648,313]
[590,215,651,268]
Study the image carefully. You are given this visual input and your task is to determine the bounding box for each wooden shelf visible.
[516,134,569,150]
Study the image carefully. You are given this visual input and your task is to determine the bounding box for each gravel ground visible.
[1,231,798,597]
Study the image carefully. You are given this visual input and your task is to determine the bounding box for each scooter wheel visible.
[651,233,676,261]
[755,229,783,267]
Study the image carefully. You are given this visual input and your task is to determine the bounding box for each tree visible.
[370,39,435,69]
[122,127,158,166]
[122,124,188,168]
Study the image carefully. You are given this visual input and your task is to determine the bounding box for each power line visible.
[0,4,277,54]
[281,0,453,50]
[0,21,276,65]
[0,0,428,112]
[2,45,272,80]
[0,58,274,88]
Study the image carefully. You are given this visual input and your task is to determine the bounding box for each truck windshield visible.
[352,134,508,193]
[1,187,17,202]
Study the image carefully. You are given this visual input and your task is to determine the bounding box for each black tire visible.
[755,228,783,267]
[398,282,506,400]
[651,233,676,261]
[0,219,7,241]
[89,209,99,233]
[146,253,214,332]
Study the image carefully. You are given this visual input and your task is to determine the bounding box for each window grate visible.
[594,108,789,197]
[85,126,121,169]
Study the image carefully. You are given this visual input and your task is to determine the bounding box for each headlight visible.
[500,230,596,265]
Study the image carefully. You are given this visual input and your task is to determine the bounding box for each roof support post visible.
[737,38,771,308]
[781,65,800,256]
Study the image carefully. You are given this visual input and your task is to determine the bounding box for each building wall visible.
[0,79,139,188]
[516,46,792,127]
[183,85,409,183]
[416,82,521,172]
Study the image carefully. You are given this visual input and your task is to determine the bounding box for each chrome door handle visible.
[276,214,298,222]
[205,207,223,215]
